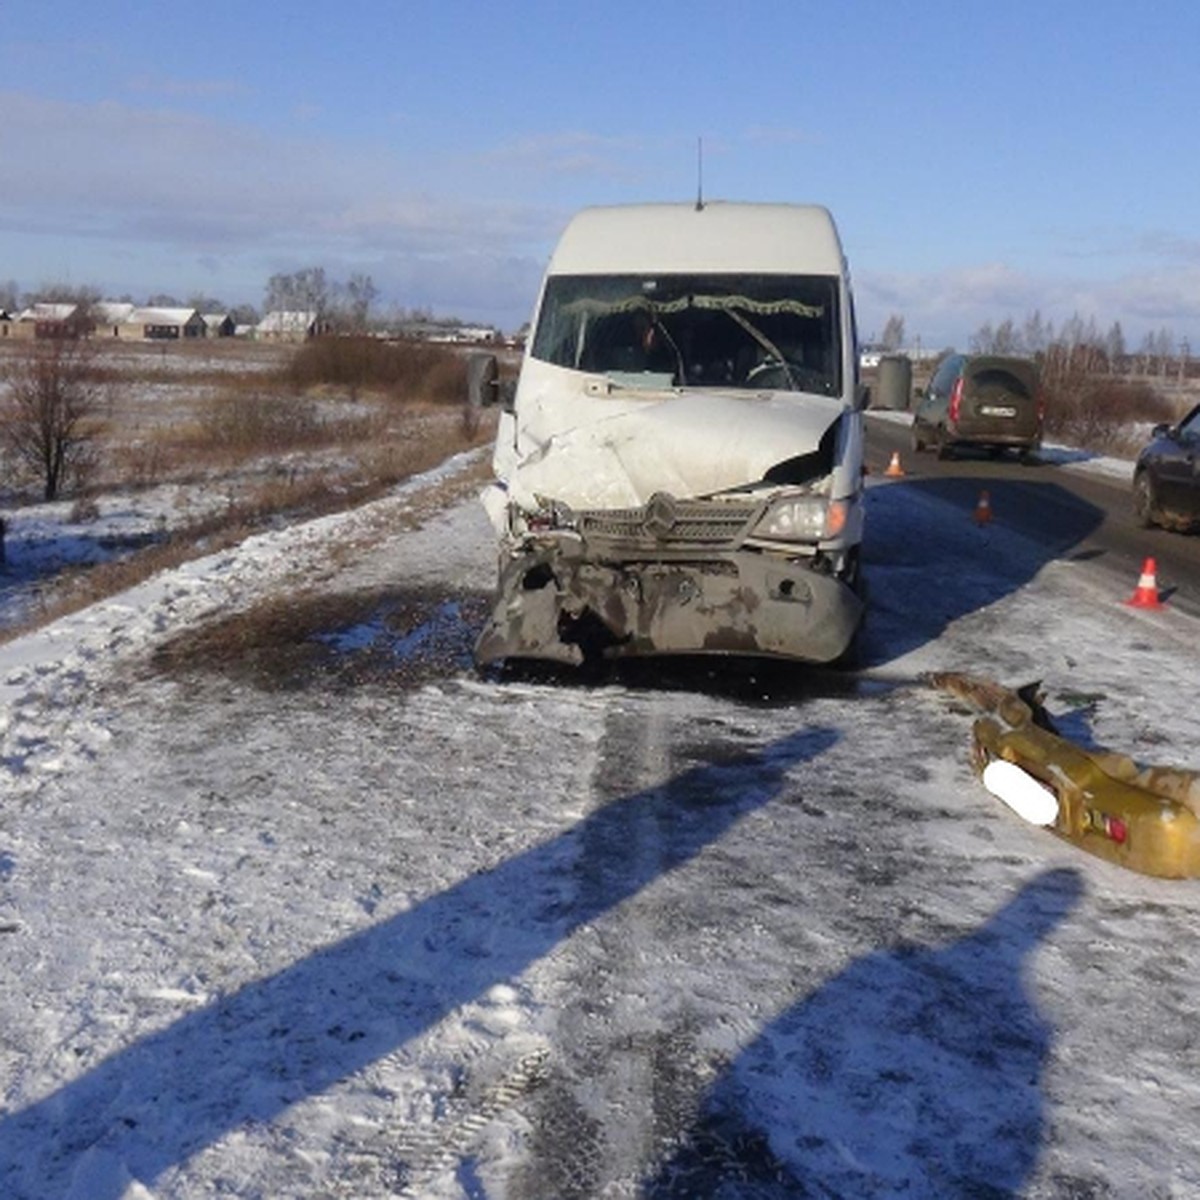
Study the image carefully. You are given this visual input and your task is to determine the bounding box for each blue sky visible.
[2,1,1198,347]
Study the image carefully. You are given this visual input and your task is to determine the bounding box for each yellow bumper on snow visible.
[931,672,1200,879]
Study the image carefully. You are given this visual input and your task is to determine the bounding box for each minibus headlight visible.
[752,496,848,542]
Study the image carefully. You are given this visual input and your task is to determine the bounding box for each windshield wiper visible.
[723,308,798,390]
[646,302,688,385]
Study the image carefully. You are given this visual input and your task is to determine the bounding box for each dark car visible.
[1133,403,1200,532]
[911,354,1043,461]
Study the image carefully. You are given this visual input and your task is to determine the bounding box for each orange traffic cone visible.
[973,490,993,525]
[885,451,905,478]
[1126,557,1165,609]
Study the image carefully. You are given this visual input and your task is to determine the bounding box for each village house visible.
[90,304,205,340]
[128,307,206,340]
[201,313,236,338]
[400,319,500,345]
[11,303,92,340]
[255,310,320,342]
[93,302,137,337]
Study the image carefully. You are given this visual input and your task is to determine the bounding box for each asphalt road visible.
[864,410,1200,621]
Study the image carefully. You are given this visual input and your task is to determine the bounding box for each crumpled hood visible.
[505,386,845,511]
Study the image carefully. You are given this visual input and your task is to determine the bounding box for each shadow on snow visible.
[644,867,1084,1197]
[0,726,840,1197]
[861,477,1104,667]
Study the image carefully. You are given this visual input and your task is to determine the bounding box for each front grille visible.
[577,497,759,550]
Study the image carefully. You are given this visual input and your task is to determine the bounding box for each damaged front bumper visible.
[474,535,863,667]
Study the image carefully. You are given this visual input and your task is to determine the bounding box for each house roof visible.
[17,303,78,322]
[131,307,200,325]
[95,302,137,324]
[257,310,317,333]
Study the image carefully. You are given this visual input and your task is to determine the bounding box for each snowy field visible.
[2,437,1200,1198]
[0,338,469,634]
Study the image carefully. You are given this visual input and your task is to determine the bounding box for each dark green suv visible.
[912,354,1043,461]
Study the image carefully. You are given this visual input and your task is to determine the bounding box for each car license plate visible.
[980,405,1017,417]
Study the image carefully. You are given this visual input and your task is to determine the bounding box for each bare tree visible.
[1022,310,1051,355]
[264,267,330,322]
[24,282,101,308]
[228,303,260,327]
[970,314,1036,357]
[0,279,18,312]
[340,272,378,332]
[187,293,226,314]
[969,321,996,354]
[1,340,106,500]
[1136,329,1174,377]
[1152,327,1175,376]
[880,313,905,351]
[1105,321,1126,372]
[991,318,1020,355]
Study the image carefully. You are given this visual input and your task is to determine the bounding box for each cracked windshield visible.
[531,273,842,394]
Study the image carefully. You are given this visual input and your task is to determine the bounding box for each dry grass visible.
[1042,369,1176,455]
[5,418,495,643]
[88,340,496,490]
[282,336,470,405]
[2,336,500,643]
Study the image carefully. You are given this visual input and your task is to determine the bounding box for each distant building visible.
[201,313,236,338]
[129,307,205,340]
[89,304,204,340]
[12,303,92,340]
[94,302,137,337]
[401,320,500,344]
[255,311,321,341]
[860,343,940,369]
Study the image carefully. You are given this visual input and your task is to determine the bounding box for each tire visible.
[935,429,954,461]
[911,424,927,453]
[1133,471,1160,530]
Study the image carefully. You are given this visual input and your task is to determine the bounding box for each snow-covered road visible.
[2,449,1199,1198]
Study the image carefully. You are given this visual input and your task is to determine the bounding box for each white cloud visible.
[125,74,248,99]
[743,125,820,146]
[858,262,1200,349]
[481,132,645,179]
[11,89,1195,339]
[0,91,559,322]
[1135,231,1200,265]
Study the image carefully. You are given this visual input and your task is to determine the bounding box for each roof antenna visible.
[695,137,705,211]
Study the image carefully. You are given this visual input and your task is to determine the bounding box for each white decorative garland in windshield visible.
[532,273,841,394]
